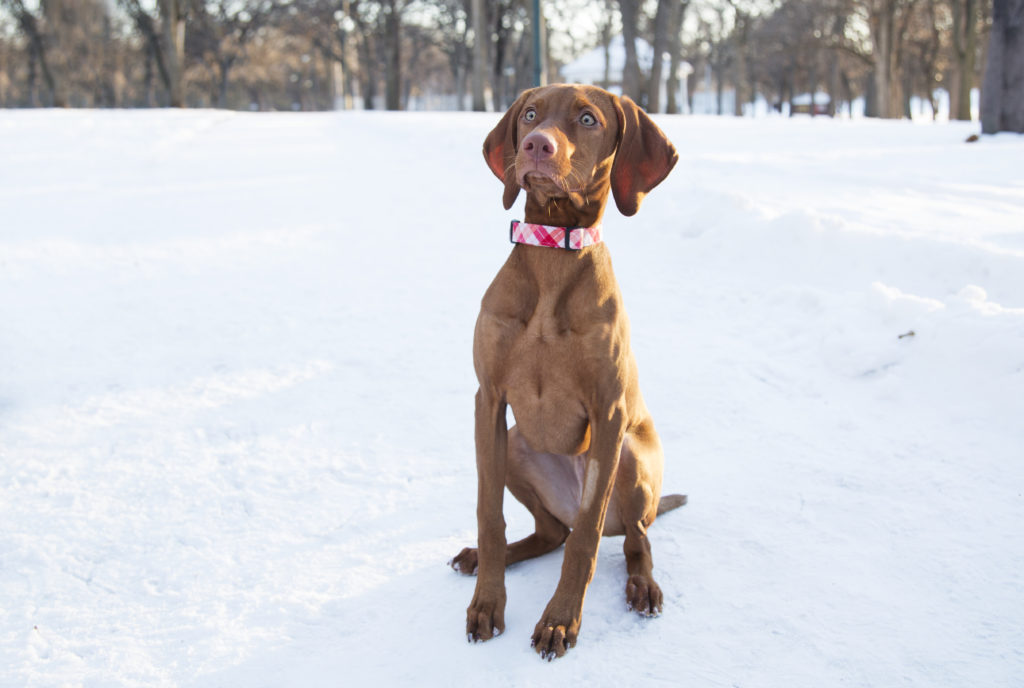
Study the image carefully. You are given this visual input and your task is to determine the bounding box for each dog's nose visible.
[522,131,556,161]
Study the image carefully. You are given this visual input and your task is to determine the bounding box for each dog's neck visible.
[522,183,609,229]
[514,189,615,290]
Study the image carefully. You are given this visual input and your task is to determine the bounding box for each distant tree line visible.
[0,0,544,111]
[0,0,1018,130]
[645,0,993,121]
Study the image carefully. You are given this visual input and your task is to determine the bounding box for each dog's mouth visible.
[519,169,588,209]
[520,171,563,192]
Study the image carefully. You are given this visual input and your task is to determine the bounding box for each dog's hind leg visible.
[503,429,573,565]
[613,420,669,617]
[451,426,572,574]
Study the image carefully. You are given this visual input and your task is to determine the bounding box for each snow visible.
[1,108,1022,687]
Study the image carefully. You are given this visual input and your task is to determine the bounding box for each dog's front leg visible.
[532,401,626,660]
[466,386,509,642]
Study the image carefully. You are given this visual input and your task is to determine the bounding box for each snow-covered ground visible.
[1,108,1022,687]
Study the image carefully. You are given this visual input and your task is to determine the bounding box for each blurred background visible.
[0,0,1004,121]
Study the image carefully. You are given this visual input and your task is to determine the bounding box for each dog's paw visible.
[449,547,479,575]
[531,606,581,660]
[625,574,663,617]
[531,621,579,660]
[466,586,506,642]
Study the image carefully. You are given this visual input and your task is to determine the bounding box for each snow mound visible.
[1,110,1022,686]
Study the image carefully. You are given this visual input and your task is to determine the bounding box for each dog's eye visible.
[580,112,597,126]
[524,109,536,122]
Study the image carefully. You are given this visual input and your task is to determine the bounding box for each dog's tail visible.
[657,493,688,516]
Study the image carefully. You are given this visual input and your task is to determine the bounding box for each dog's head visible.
[483,84,678,216]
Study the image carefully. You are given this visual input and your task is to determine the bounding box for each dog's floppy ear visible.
[610,95,678,216]
[483,88,536,210]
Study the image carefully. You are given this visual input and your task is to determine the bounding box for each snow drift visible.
[1,109,1022,686]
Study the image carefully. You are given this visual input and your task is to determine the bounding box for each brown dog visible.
[451,84,685,660]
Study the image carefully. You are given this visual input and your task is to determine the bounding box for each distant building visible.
[789,92,831,116]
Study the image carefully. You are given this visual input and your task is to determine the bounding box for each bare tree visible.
[189,1,272,108]
[727,0,757,115]
[646,0,671,111]
[432,0,471,109]
[597,0,617,89]
[382,0,401,109]
[160,0,187,106]
[0,18,11,106]
[861,0,921,118]
[747,0,868,116]
[901,0,945,118]
[702,4,732,114]
[121,0,188,107]
[345,0,408,110]
[489,0,521,110]
[470,0,485,109]
[949,0,979,120]
[0,0,991,116]
[2,0,62,105]
[618,0,642,100]
[665,0,691,113]
[981,0,1024,133]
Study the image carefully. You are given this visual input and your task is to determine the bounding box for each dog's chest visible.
[476,291,622,456]
[503,338,592,456]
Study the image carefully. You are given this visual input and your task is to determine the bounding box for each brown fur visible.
[452,84,685,660]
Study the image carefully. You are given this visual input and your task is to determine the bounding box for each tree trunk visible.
[218,59,231,109]
[353,19,377,110]
[732,12,749,116]
[826,12,846,117]
[602,38,611,88]
[124,1,169,106]
[0,44,10,107]
[647,0,671,112]
[981,0,1024,133]
[159,0,185,107]
[28,43,38,106]
[491,5,509,110]
[144,40,157,106]
[10,2,63,107]
[686,68,696,112]
[902,67,913,118]
[619,0,642,101]
[600,0,614,88]
[539,3,550,87]
[454,59,468,111]
[362,57,377,109]
[787,57,796,115]
[951,0,979,120]
[827,48,839,116]
[868,0,895,118]
[384,0,401,110]
[715,59,724,115]
[101,13,118,108]
[334,9,355,110]
[471,0,486,110]
[665,1,689,114]
[809,61,818,117]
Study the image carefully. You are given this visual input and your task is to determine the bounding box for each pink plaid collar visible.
[510,220,603,251]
